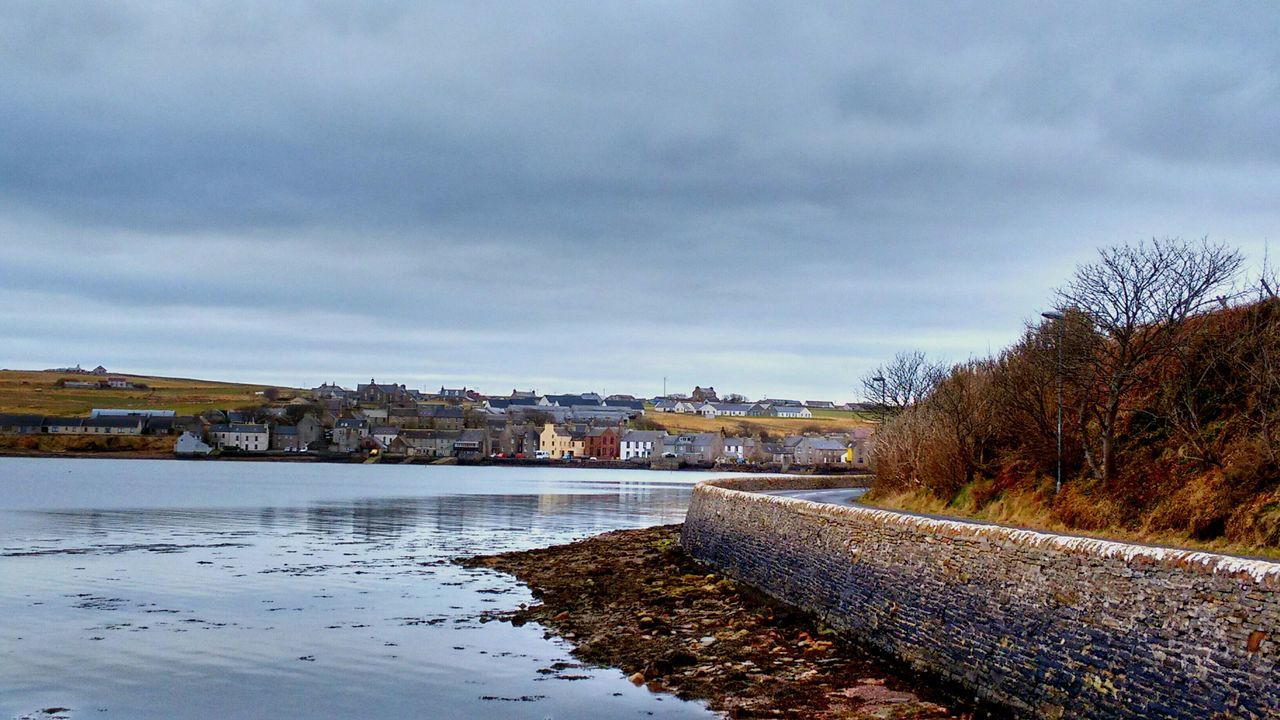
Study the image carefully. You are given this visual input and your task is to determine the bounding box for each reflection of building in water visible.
[16,479,696,545]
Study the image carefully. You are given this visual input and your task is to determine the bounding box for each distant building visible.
[584,427,620,460]
[620,430,667,460]
[174,431,212,455]
[395,429,459,458]
[690,386,719,402]
[794,436,847,465]
[332,417,370,453]
[371,425,401,448]
[91,409,176,418]
[772,405,813,419]
[454,429,490,459]
[208,423,269,452]
[0,414,44,434]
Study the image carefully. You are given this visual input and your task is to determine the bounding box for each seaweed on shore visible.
[463,524,1006,719]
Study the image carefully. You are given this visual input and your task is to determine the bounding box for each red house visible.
[584,427,620,460]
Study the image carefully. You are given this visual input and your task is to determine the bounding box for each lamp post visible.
[1041,310,1065,494]
[871,375,887,425]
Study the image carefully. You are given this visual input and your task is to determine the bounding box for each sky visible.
[2,2,1279,402]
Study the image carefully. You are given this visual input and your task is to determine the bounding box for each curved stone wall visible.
[681,476,1279,719]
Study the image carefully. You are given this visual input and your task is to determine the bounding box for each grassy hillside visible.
[0,370,276,416]
[641,408,873,436]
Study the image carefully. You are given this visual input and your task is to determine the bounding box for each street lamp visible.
[871,375,887,425]
[1041,310,1065,494]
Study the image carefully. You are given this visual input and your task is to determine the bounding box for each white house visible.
[371,425,400,448]
[721,436,751,460]
[773,405,813,419]
[208,423,269,452]
[620,430,667,460]
[710,403,752,417]
[174,431,212,455]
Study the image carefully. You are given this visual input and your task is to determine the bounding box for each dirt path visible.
[464,524,1005,719]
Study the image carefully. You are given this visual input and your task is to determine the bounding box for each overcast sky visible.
[2,2,1279,401]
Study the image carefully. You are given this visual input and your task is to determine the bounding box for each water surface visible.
[0,458,721,719]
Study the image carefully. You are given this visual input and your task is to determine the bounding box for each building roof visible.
[603,399,644,410]
[91,408,176,418]
[210,423,268,433]
[621,430,667,443]
[456,429,487,444]
[0,413,44,426]
[546,394,601,407]
[710,403,754,413]
[370,425,399,435]
[801,437,848,451]
[273,425,299,436]
[400,429,460,440]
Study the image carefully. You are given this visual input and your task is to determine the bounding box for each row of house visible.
[0,412,195,437]
[652,400,816,419]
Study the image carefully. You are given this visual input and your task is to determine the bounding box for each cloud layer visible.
[3,2,1279,400]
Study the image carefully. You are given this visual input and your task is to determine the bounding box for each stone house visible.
[395,429,459,458]
[331,417,370,453]
[387,407,421,428]
[356,379,414,406]
[794,436,848,465]
[664,433,722,463]
[271,424,303,451]
[493,423,540,457]
[691,386,719,402]
[453,429,490,459]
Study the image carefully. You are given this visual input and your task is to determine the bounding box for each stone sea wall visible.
[681,476,1279,719]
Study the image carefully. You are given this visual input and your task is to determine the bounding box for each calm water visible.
[0,458,724,719]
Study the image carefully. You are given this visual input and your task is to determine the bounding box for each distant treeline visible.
[868,237,1280,549]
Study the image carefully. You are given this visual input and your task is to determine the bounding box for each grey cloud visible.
[2,1,1279,398]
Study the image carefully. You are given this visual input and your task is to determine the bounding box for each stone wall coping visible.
[700,476,1280,588]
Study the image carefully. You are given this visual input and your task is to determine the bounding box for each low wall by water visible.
[681,476,1279,719]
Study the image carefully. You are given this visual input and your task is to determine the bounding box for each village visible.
[0,375,874,470]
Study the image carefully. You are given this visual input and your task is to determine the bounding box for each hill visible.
[0,370,277,416]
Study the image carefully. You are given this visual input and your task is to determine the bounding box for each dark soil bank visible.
[465,524,1005,719]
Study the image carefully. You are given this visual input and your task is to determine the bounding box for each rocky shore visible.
[465,524,1003,719]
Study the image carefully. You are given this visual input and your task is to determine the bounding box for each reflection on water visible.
[0,459,719,719]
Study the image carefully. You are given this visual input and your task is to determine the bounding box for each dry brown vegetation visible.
[868,239,1280,555]
[0,434,175,456]
[0,370,275,416]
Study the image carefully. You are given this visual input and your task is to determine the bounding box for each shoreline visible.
[0,449,872,477]
[464,524,1008,719]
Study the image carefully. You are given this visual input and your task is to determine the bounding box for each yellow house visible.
[540,424,585,458]
[542,422,573,456]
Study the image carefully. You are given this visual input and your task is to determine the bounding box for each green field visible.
[0,370,278,416]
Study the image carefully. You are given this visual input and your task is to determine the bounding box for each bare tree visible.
[861,350,945,420]
[1055,237,1243,481]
